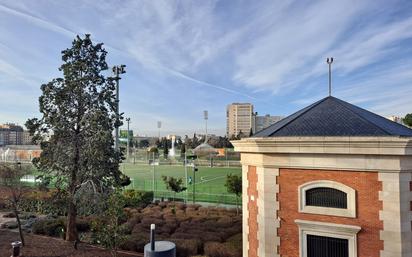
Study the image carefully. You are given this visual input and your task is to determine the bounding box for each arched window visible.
[305,187,347,209]
[299,180,356,218]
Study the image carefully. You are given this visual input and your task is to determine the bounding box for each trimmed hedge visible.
[123,189,153,208]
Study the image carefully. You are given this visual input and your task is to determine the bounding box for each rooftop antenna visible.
[326,57,334,96]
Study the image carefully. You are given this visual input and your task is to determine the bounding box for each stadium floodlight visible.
[113,65,126,151]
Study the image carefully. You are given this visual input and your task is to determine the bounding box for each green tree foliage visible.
[208,136,233,148]
[225,174,242,215]
[162,176,187,202]
[191,133,200,148]
[184,135,193,150]
[91,190,127,257]
[26,34,129,241]
[0,163,31,246]
[163,142,169,159]
[180,144,186,158]
[138,139,150,148]
[403,113,412,127]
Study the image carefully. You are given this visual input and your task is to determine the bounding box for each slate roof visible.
[254,96,412,137]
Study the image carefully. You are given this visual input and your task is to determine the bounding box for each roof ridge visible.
[331,97,391,135]
[266,96,329,136]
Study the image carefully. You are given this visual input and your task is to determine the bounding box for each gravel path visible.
[0,211,16,227]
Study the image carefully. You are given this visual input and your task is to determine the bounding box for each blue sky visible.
[0,0,412,136]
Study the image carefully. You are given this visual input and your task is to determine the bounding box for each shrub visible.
[123,189,153,208]
[32,218,65,237]
[172,239,202,257]
[76,218,90,232]
[19,191,67,216]
[119,234,148,252]
[204,242,240,257]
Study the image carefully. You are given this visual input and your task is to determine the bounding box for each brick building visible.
[233,96,412,257]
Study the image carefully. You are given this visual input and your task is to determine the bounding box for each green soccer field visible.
[120,163,242,205]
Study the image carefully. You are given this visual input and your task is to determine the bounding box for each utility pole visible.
[126,117,131,161]
[113,65,126,151]
[326,57,333,96]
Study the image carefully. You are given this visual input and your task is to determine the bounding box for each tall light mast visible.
[113,65,126,151]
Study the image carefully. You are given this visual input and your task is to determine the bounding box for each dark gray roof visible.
[254,96,412,137]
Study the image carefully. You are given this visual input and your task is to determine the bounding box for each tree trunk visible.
[66,200,77,241]
[13,208,25,246]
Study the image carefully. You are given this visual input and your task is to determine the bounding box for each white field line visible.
[197,175,226,185]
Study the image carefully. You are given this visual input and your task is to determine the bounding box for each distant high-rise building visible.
[0,123,24,146]
[22,131,33,145]
[254,114,284,133]
[226,103,254,137]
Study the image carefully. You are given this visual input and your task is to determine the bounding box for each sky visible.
[0,0,412,136]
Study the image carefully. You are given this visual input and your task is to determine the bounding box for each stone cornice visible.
[232,136,412,156]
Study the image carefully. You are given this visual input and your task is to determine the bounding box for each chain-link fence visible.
[125,179,241,206]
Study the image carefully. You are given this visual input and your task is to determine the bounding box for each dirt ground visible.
[0,229,143,257]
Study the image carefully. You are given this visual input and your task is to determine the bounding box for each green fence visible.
[125,180,240,205]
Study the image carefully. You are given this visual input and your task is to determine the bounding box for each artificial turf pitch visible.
[121,163,242,205]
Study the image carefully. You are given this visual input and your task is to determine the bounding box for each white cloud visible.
[0,0,412,133]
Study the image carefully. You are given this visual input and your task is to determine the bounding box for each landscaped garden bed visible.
[0,229,143,257]
[0,200,242,257]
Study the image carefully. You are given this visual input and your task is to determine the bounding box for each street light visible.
[113,65,126,151]
[326,57,333,96]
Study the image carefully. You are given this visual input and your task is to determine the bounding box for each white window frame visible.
[295,219,361,257]
[298,180,356,218]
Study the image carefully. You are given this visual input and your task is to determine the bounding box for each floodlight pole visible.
[152,151,156,202]
[326,57,334,96]
[184,151,188,203]
[126,118,131,161]
[157,121,161,139]
[204,110,208,143]
[113,65,126,151]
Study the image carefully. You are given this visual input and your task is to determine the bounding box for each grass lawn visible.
[121,163,242,205]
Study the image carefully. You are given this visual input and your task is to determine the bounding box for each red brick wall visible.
[278,168,383,257]
[247,165,258,257]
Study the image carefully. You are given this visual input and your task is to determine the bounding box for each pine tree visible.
[26,35,129,241]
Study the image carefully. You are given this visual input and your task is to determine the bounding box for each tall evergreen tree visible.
[26,35,129,241]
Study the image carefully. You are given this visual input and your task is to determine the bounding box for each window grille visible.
[307,234,349,257]
[305,187,347,209]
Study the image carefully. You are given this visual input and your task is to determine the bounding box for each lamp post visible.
[113,65,126,151]
[326,57,333,96]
